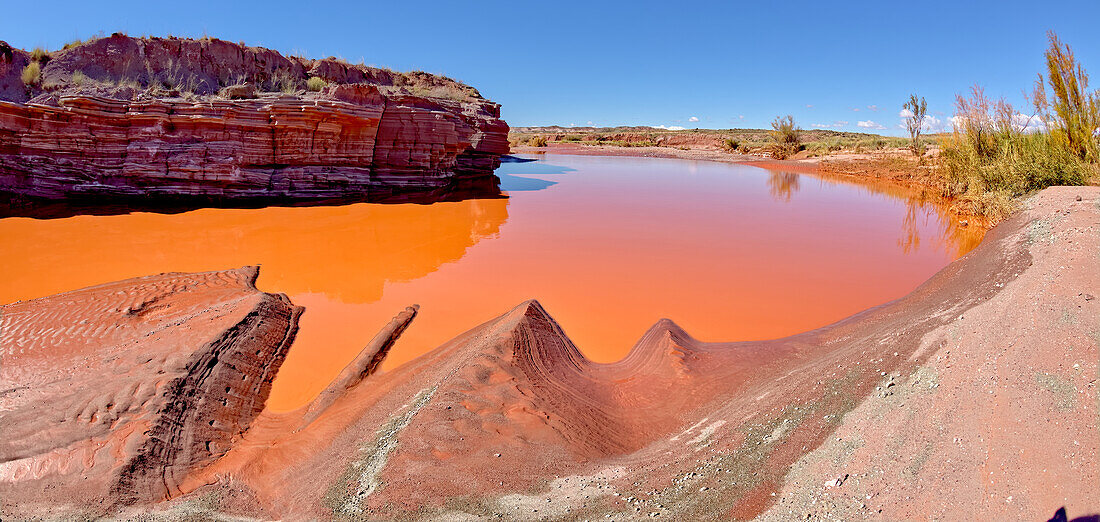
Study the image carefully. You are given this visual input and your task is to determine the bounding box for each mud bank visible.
[0,35,508,206]
[1,187,1097,520]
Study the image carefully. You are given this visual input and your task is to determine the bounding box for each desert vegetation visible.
[21,61,40,86]
[509,126,890,154]
[903,94,928,158]
[306,76,326,92]
[511,33,1096,223]
[768,115,802,159]
[29,47,50,64]
[935,32,1098,220]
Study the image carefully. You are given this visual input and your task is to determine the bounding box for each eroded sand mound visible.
[0,267,301,516]
[1,187,1096,520]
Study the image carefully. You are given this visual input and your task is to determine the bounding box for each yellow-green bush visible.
[21,62,41,85]
[306,76,326,92]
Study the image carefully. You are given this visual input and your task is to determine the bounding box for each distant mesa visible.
[0,34,509,208]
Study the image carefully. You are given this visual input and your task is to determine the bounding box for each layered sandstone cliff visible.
[0,35,508,204]
[2,188,1097,520]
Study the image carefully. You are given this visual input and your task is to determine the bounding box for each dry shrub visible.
[21,62,40,85]
[939,84,1093,221]
[30,47,50,64]
[306,76,326,92]
[769,115,802,159]
[1037,31,1100,162]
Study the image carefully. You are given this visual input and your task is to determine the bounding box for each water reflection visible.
[0,198,510,409]
[496,173,558,192]
[762,168,983,258]
[0,153,983,412]
[766,171,801,202]
[0,175,506,220]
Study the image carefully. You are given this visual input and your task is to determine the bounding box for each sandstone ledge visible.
[0,36,509,205]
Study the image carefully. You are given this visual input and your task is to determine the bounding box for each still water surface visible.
[0,154,983,411]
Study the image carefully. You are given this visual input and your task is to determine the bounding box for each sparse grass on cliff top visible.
[13,34,483,104]
[30,47,49,64]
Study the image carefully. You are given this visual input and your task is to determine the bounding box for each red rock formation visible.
[0,267,301,515]
[1,188,1097,520]
[0,35,508,204]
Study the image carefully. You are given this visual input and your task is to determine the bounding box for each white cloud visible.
[688,116,699,122]
[857,120,885,130]
[852,107,861,112]
[586,120,593,126]
[898,109,947,133]
[867,104,879,112]
[923,115,944,132]
[811,120,850,129]
[806,104,814,109]
[1013,113,1046,133]
[651,125,686,131]
[738,115,745,119]
[927,113,1043,134]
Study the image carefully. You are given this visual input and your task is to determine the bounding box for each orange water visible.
[0,154,983,411]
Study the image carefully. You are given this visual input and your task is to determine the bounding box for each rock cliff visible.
[0,35,508,204]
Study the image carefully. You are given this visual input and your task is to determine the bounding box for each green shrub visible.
[306,76,326,92]
[21,62,41,86]
[528,136,548,147]
[722,137,740,152]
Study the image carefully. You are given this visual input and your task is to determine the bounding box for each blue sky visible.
[3,0,1098,135]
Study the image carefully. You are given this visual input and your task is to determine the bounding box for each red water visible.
[0,154,982,411]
